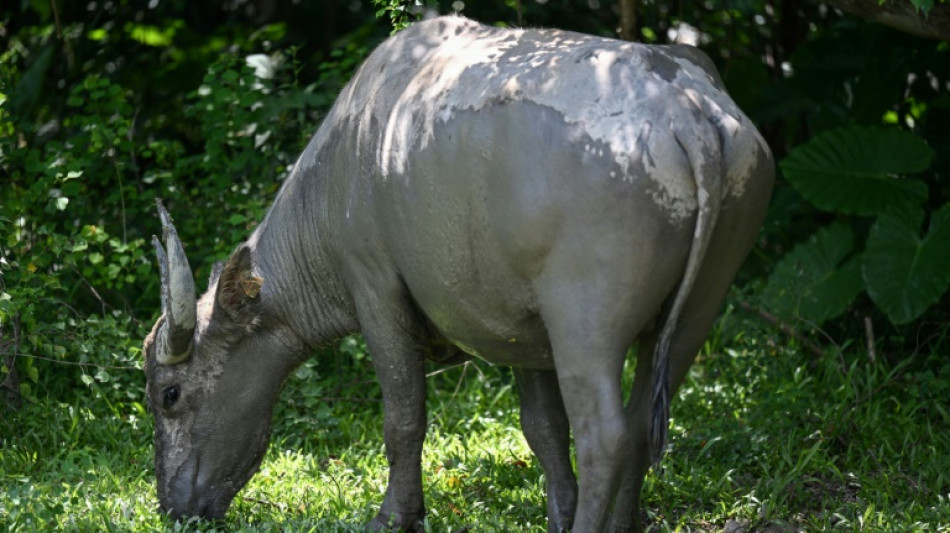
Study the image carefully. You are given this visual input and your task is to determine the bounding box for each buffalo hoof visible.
[604,513,642,533]
[365,513,424,532]
[605,524,641,533]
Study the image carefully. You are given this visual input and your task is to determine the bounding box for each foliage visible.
[0,0,383,405]
[907,0,940,16]
[761,125,948,327]
[371,0,436,33]
[743,20,950,341]
[780,127,931,216]
[758,222,865,327]
[1,67,153,403]
[863,204,950,324]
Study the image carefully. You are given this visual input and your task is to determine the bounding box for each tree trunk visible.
[620,0,637,41]
[823,0,950,40]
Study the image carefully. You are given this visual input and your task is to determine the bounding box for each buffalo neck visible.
[245,162,359,356]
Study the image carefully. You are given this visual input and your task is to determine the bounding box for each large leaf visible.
[863,205,950,325]
[780,127,932,215]
[760,222,864,326]
[10,41,55,118]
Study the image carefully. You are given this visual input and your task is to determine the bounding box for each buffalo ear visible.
[214,246,264,322]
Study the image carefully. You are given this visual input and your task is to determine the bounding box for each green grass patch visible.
[3,323,950,531]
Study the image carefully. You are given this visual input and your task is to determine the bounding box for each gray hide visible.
[142,15,773,533]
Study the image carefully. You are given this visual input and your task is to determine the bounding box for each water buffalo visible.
[143,14,773,533]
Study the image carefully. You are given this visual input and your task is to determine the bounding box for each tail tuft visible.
[648,334,672,464]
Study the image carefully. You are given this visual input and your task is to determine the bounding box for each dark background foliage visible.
[1,0,948,411]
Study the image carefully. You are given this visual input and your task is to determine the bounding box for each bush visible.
[0,30,367,405]
[744,23,950,349]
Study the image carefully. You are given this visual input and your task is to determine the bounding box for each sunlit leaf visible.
[126,23,175,47]
[87,28,107,41]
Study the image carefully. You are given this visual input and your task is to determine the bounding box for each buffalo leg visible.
[606,324,709,532]
[607,204,766,532]
[548,331,628,533]
[605,332,659,533]
[534,226,678,532]
[538,293,635,533]
[354,290,429,532]
[514,368,578,532]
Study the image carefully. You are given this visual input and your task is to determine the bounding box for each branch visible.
[2,314,22,409]
[7,353,139,371]
[823,0,950,40]
[49,0,62,39]
[738,301,826,357]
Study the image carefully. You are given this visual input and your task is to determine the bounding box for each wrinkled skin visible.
[143,15,773,533]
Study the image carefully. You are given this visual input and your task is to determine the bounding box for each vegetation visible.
[2,0,949,531]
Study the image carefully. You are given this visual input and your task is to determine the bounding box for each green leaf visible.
[87,27,107,41]
[780,127,932,215]
[760,222,864,326]
[222,69,240,83]
[126,23,175,47]
[10,41,54,117]
[910,0,934,14]
[863,205,950,325]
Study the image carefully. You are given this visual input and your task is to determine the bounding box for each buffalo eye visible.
[163,385,180,409]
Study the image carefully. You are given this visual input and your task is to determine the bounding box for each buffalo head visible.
[143,200,303,519]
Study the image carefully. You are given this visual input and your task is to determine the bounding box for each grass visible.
[2,311,950,532]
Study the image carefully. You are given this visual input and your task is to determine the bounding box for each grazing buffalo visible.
[143,15,773,533]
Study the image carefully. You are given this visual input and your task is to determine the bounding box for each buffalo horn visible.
[153,199,197,365]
